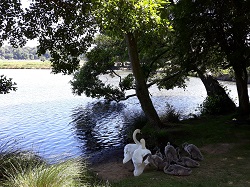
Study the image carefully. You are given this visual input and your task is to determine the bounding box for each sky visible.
[21,0,31,9]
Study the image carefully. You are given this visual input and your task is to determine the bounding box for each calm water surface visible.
[0,69,248,162]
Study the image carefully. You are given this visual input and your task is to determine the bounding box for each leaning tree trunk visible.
[233,63,250,117]
[125,32,163,128]
[196,68,236,114]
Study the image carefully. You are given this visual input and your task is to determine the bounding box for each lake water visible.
[0,69,249,162]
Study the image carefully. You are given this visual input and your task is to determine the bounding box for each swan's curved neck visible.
[133,129,140,144]
[140,139,146,149]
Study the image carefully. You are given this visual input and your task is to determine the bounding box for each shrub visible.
[161,105,180,123]
[199,95,231,115]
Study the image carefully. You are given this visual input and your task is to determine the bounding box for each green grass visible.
[0,60,51,69]
[3,159,84,187]
[111,114,250,187]
[0,140,107,187]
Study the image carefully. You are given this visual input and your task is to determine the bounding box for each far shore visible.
[1,60,249,84]
[0,60,51,69]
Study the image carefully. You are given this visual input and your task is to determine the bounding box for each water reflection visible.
[71,101,126,154]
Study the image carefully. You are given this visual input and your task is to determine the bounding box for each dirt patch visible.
[200,143,234,154]
[87,147,135,182]
[90,160,134,182]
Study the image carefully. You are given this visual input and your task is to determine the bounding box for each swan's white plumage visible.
[132,138,151,176]
[123,129,141,164]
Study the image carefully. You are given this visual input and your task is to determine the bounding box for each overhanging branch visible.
[147,70,183,88]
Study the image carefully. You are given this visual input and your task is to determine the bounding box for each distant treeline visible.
[0,46,87,61]
[0,46,50,61]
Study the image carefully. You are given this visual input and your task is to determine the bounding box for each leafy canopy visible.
[93,0,170,35]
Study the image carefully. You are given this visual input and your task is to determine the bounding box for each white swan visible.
[164,142,178,163]
[182,142,204,161]
[123,129,141,164]
[132,138,152,176]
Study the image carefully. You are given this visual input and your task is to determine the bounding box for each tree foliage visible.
[71,30,186,102]
[23,0,97,74]
[0,75,17,94]
[170,0,250,116]
[93,0,170,34]
[0,0,27,47]
[71,34,134,102]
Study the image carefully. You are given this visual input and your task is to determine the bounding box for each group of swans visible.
[148,142,203,176]
[123,130,203,177]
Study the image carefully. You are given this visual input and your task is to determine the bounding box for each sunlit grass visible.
[3,159,84,187]
[0,140,110,187]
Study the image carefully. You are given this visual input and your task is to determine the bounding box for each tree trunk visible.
[233,63,250,117]
[196,68,236,114]
[125,32,163,128]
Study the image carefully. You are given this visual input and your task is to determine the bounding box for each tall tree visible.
[168,1,236,114]
[171,0,250,117]
[91,0,173,127]
[19,0,173,128]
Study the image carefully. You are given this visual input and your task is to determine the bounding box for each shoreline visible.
[87,146,124,166]
[1,66,249,84]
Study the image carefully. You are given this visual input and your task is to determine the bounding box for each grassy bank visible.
[111,114,250,187]
[1,114,250,186]
[0,60,51,69]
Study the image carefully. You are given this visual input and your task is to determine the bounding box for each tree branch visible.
[147,70,183,88]
[145,48,170,80]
